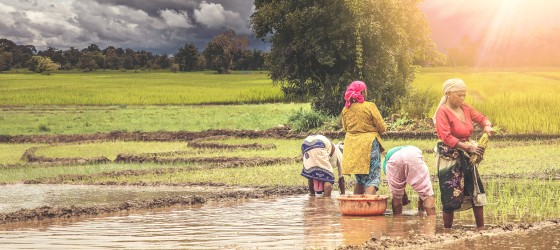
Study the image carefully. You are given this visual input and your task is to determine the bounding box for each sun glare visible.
[476,0,526,66]
[422,0,560,66]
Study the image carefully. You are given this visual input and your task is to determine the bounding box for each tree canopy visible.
[251,0,440,115]
[0,37,265,73]
[203,30,249,74]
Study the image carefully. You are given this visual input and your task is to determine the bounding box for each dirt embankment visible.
[3,128,560,144]
[24,157,298,185]
[7,134,284,168]
[0,186,307,225]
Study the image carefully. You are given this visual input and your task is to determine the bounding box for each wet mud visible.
[338,219,560,249]
[0,186,307,225]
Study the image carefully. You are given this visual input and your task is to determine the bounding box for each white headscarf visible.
[432,78,467,124]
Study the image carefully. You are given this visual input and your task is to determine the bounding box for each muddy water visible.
[2,187,555,249]
[0,193,440,249]
[0,184,252,213]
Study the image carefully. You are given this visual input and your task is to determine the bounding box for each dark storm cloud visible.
[0,0,263,54]
[92,0,199,16]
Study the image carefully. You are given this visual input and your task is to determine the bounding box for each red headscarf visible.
[344,81,367,108]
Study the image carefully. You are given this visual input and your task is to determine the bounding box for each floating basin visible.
[337,194,389,216]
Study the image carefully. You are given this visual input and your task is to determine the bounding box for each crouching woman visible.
[301,135,343,197]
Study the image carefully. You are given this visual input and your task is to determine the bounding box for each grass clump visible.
[287,108,340,132]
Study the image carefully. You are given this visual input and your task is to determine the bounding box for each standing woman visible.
[433,78,494,229]
[341,81,387,195]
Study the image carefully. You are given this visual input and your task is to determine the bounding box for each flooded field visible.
[1,133,559,249]
[0,193,436,249]
[0,184,253,213]
[3,187,556,249]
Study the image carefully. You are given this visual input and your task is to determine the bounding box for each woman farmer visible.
[383,145,436,216]
[341,81,387,195]
[433,78,494,229]
[301,134,344,197]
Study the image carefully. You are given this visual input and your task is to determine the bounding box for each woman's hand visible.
[470,144,485,156]
[461,142,484,156]
[484,125,495,136]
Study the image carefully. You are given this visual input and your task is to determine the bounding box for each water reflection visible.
[339,214,388,244]
[302,197,340,249]
[0,184,252,213]
[0,193,448,249]
[2,184,545,249]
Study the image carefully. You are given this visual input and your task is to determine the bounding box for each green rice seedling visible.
[412,67,560,134]
[482,179,560,223]
[0,143,46,165]
[0,162,198,184]
[31,138,303,161]
[0,103,308,135]
[34,141,190,161]
[0,71,284,105]
[19,137,560,179]
[2,135,560,227]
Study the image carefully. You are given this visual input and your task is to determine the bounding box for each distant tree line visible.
[0,30,267,73]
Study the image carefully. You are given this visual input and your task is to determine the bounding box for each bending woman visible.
[433,78,494,229]
[341,81,387,195]
[301,134,343,197]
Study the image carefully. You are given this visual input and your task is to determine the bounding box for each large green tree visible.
[175,43,201,71]
[251,0,440,115]
[204,29,249,74]
[0,50,13,71]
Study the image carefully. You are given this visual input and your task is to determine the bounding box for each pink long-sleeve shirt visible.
[435,104,489,148]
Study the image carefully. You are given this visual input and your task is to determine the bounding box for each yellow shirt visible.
[341,102,387,174]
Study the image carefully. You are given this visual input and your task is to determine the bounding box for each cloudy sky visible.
[0,0,265,54]
[1,0,559,54]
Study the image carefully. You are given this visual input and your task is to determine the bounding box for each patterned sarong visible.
[301,136,335,183]
[436,142,486,212]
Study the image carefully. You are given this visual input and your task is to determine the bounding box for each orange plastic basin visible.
[337,194,389,216]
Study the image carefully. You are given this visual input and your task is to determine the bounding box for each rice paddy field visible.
[1,136,559,224]
[1,67,559,248]
[0,70,284,105]
[1,67,560,134]
[413,67,560,134]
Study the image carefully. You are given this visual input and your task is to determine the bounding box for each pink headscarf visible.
[344,81,367,108]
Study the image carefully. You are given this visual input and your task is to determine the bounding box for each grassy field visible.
[1,137,559,223]
[412,67,560,133]
[0,103,308,135]
[2,68,560,134]
[5,137,557,177]
[0,70,283,105]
